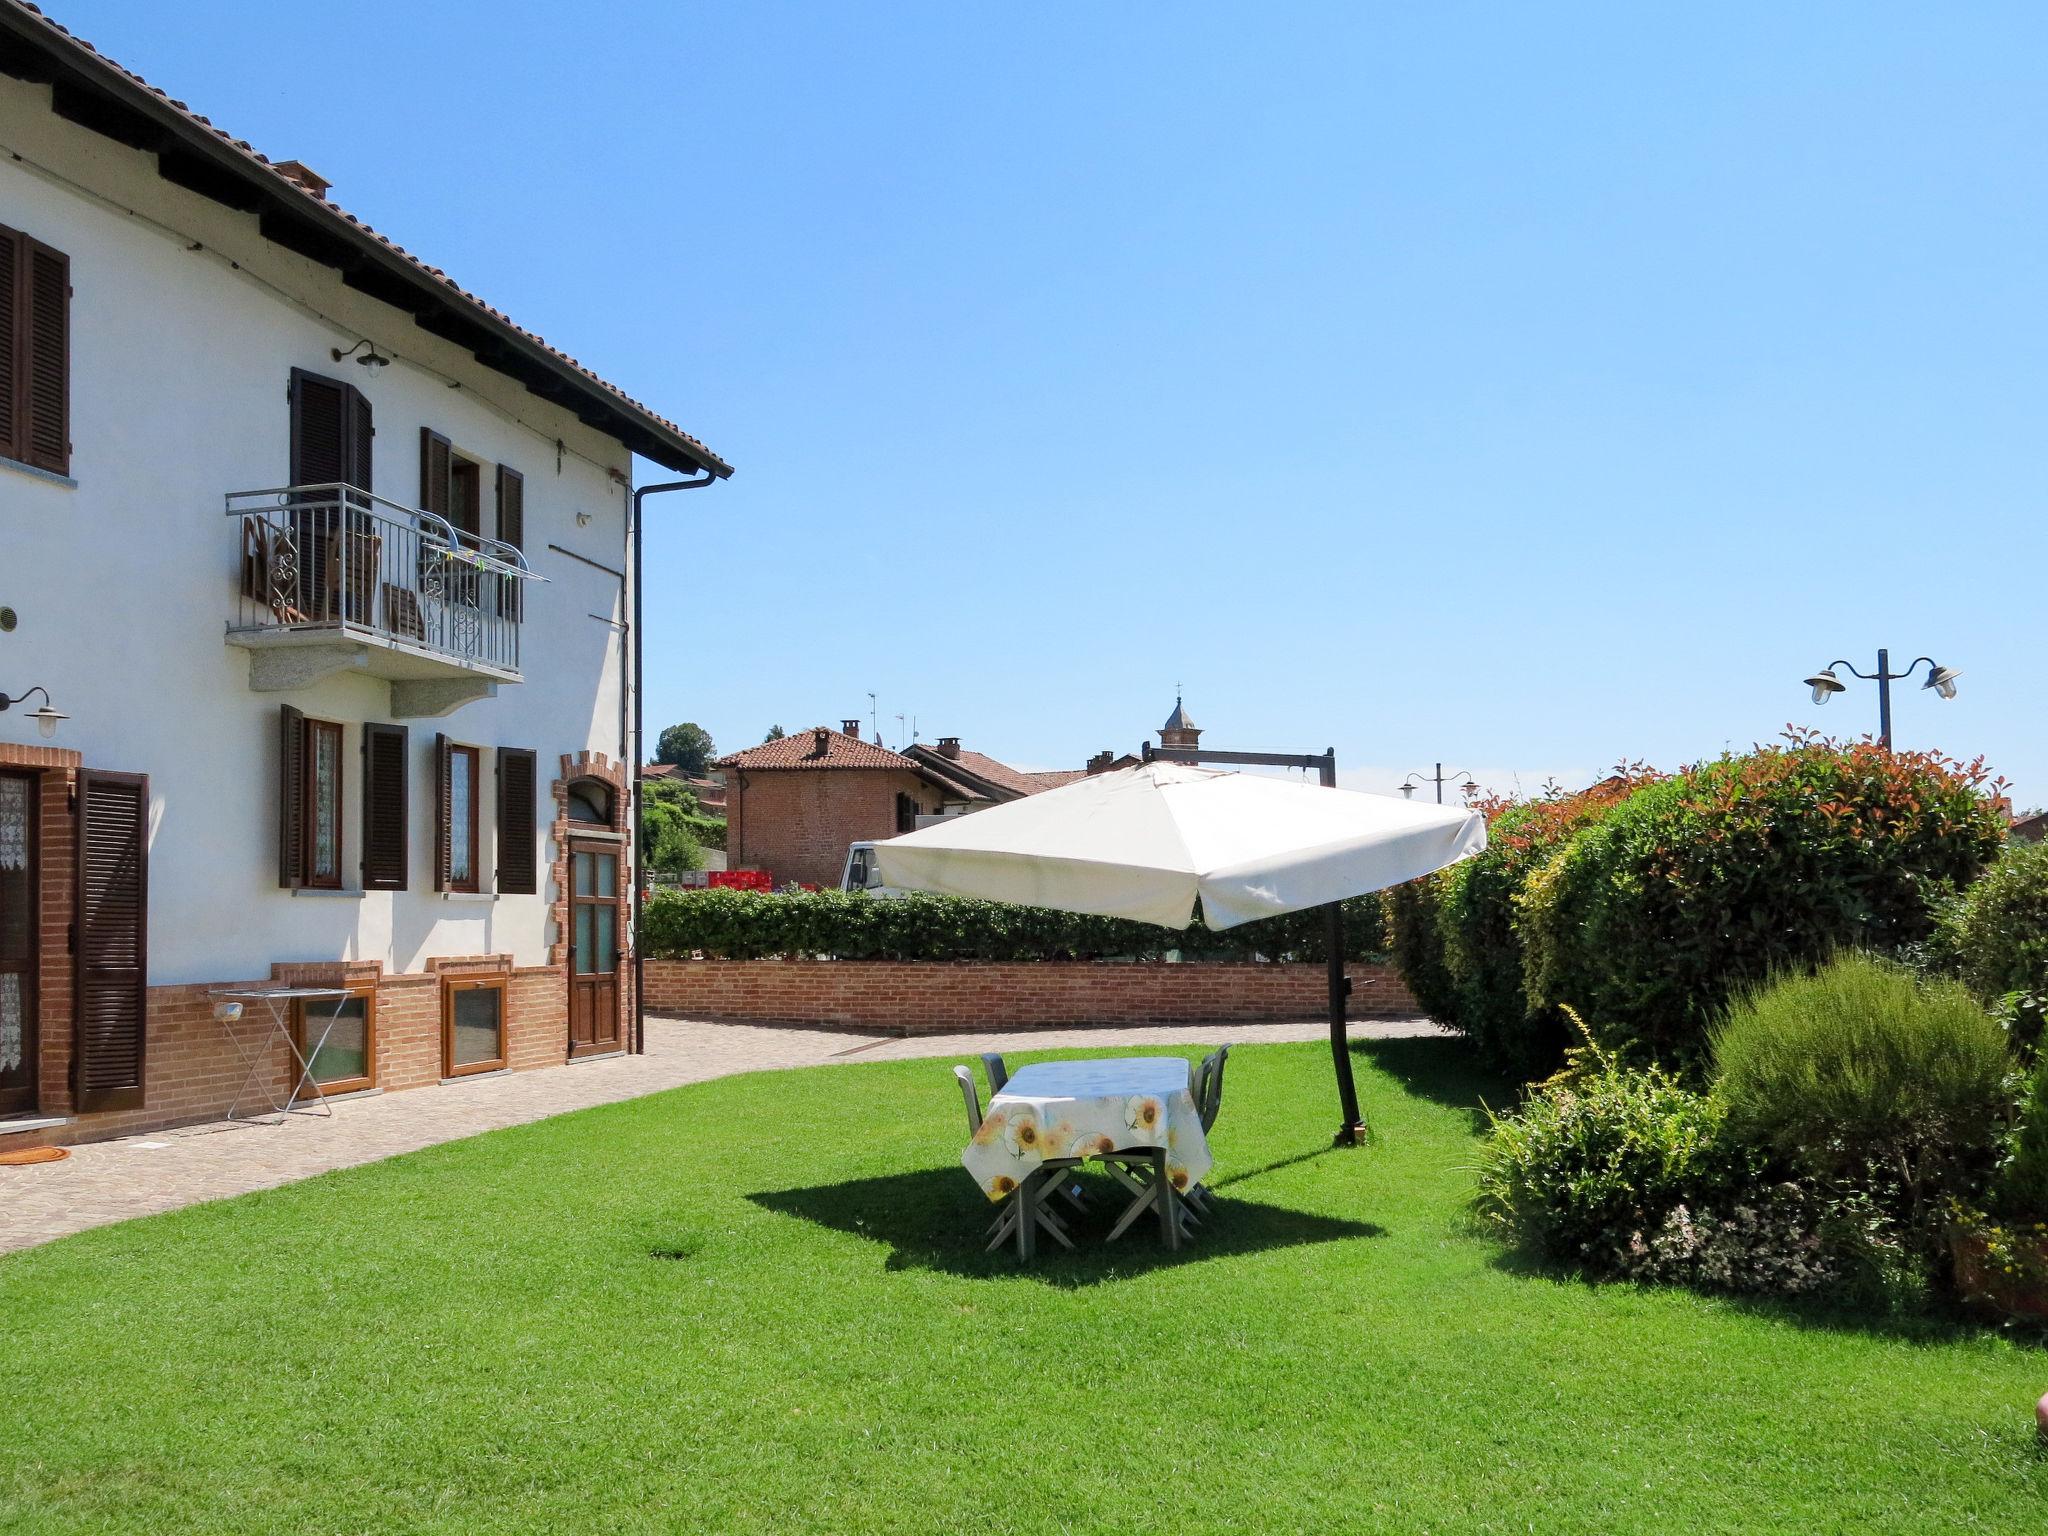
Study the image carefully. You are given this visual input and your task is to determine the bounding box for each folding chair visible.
[954,1065,1076,1258]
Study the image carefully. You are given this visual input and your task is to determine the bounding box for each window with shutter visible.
[495,465,525,621]
[419,427,452,519]
[278,703,306,890]
[0,229,17,463]
[21,238,69,476]
[360,722,410,890]
[290,369,371,619]
[497,748,538,895]
[75,770,149,1112]
[434,732,452,892]
[0,222,72,477]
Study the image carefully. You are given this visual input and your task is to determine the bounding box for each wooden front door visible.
[567,838,621,1058]
[0,772,38,1115]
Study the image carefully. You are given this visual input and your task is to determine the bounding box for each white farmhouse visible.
[0,2,730,1144]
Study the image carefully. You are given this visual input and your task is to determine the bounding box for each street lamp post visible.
[1801,648,1960,751]
[1399,763,1477,805]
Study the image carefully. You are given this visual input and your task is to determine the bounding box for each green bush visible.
[1382,877,1457,1024]
[1713,954,2013,1242]
[640,779,726,872]
[1420,770,1657,1074]
[1933,840,2048,1054]
[1475,1055,1758,1269]
[640,887,1387,964]
[1520,738,2005,1062]
[1990,1051,2048,1219]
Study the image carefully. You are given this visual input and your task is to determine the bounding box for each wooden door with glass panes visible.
[567,838,621,1057]
[0,772,38,1114]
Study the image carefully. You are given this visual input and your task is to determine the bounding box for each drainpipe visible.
[629,467,717,1054]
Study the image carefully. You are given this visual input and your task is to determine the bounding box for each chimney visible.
[841,718,862,737]
[937,736,961,760]
[273,159,331,201]
[1087,750,1115,775]
[810,728,829,758]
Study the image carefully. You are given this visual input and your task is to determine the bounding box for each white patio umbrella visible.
[872,759,1487,1142]
[872,760,1485,931]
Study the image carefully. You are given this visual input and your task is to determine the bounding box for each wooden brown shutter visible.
[420,428,452,519]
[360,722,410,891]
[278,704,306,889]
[347,386,373,497]
[434,732,452,891]
[0,227,17,463]
[20,235,68,475]
[290,369,349,485]
[75,770,149,1112]
[496,748,538,894]
[494,464,525,620]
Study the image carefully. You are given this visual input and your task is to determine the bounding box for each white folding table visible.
[212,985,354,1123]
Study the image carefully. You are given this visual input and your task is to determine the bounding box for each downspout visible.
[630,467,718,1054]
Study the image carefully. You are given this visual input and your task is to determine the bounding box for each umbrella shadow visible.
[747,1166,1384,1288]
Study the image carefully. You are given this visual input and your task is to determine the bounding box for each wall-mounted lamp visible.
[0,685,68,738]
[330,338,390,367]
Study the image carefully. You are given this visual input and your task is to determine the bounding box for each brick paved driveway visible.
[0,1012,1445,1255]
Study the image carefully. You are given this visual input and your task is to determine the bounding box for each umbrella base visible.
[1332,1120,1369,1147]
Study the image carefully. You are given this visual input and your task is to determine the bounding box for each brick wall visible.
[726,767,941,888]
[32,957,574,1148]
[641,958,1418,1033]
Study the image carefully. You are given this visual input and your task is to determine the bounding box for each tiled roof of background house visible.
[1,0,729,476]
[1022,770,1087,791]
[719,727,918,772]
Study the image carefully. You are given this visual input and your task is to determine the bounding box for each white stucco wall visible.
[0,75,642,984]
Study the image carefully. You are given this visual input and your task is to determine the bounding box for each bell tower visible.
[1158,691,1201,750]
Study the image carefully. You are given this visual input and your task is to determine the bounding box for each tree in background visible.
[640,778,726,873]
[762,725,785,742]
[655,722,716,775]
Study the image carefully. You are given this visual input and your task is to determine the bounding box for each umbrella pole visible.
[1326,900,1365,1145]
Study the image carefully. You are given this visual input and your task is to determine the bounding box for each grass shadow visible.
[1352,1034,1505,1134]
[748,1166,1385,1287]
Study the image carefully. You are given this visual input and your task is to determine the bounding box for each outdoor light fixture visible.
[1399,764,1475,805]
[0,685,68,738]
[1924,663,1961,700]
[1804,666,1847,705]
[1799,649,1958,750]
[330,338,389,367]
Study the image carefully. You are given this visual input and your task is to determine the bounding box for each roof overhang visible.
[0,2,731,476]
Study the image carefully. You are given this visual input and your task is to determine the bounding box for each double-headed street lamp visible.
[1399,763,1478,805]
[1802,648,1960,752]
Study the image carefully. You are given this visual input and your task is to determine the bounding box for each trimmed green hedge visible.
[640,887,1388,964]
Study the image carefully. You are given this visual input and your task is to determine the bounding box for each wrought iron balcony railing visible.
[225,484,541,678]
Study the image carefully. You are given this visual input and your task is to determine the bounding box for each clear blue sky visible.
[82,2,2048,801]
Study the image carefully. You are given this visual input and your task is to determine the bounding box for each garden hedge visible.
[1386,737,2006,1073]
[1520,738,2005,1062]
[640,886,1389,964]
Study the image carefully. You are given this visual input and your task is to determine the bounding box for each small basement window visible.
[442,975,506,1077]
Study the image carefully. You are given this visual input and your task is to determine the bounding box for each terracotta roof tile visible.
[5,1,729,476]
[718,727,912,772]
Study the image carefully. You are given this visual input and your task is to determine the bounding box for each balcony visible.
[224,485,542,717]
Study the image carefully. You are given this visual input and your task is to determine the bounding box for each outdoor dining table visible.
[211,985,353,1124]
[963,1056,1212,1258]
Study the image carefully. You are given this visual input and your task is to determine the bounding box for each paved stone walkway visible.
[0,1012,1445,1256]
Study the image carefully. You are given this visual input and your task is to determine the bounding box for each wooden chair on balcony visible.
[325,527,382,626]
[240,519,308,624]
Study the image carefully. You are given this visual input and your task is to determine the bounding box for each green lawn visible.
[2,1037,2043,1534]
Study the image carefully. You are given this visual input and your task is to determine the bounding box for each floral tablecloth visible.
[963,1057,1211,1202]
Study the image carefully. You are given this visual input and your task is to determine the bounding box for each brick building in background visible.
[719,698,1203,888]
[718,724,988,888]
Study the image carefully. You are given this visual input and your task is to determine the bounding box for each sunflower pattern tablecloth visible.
[963,1057,1211,1202]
